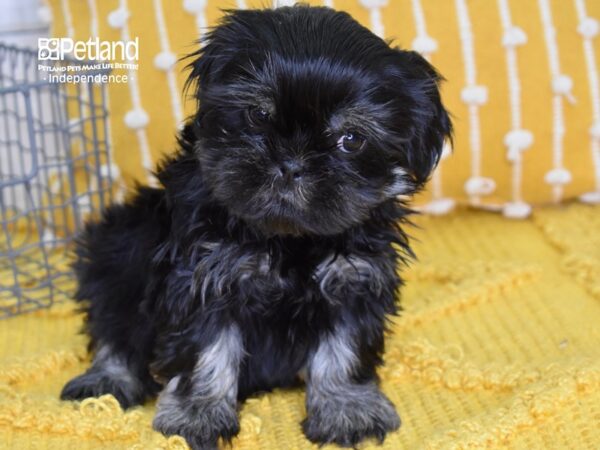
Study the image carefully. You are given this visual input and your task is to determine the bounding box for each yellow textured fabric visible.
[44,0,600,216]
[1,203,599,449]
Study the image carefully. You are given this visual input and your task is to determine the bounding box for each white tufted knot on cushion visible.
[504,129,534,161]
[552,74,576,104]
[423,198,455,215]
[577,17,599,38]
[68,118,82,130]
[124,109,150,130]
[37,6,52,25]
[154,51,177,71]
[359,0,388,8]
[502,26,528,47]
[183,0,207,14]
[503,201,532,219]
[589,122,600,139]
[41,228,57,244]
[579,191,600,204]
[100,163,121,180]
[412,35,438,54]
[552,74,573,94]
[77,196,92,208]
[461,85,488,106]
[504,129,534,149]
[49,170,63,194]
[107,8,130,29]
[464,176,496,196]
[544,168,572,185]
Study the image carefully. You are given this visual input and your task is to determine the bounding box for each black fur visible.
[61,5,451,449]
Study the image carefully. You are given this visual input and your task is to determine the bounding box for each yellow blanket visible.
[1,204,599,449]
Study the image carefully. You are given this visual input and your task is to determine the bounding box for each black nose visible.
[279,159,303,181]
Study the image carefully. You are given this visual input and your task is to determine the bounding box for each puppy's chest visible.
[191,241,324,307]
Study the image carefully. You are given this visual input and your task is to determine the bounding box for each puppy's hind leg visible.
[61,344,151,408]
[62,188,166,408]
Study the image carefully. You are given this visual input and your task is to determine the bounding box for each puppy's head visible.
[187,6,451,236]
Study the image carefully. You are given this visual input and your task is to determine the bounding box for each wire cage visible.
[0,43,115,317]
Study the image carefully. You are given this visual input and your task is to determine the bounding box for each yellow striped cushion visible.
[45,0,600,218]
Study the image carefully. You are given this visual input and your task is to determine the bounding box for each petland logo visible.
[38,38,139,84]
[38,37,139,61]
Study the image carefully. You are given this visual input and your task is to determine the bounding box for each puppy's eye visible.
[337,131,366,153]
[248,106,270,125]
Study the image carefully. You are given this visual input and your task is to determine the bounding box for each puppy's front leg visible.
[153,324,243,450]
[302,324,400,447]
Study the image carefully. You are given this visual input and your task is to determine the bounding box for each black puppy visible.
[61,5,451,449]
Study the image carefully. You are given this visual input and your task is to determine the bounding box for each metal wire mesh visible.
[0,43,114,317]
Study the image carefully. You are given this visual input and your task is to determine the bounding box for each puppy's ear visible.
[184,10,242,101]
[186,40,223,96]
[184,38,225,102]
[384,50,452,186]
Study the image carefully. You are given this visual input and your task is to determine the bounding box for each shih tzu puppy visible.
[60,5,451,449]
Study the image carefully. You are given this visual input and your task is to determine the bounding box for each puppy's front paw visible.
[303,386,400,447]
[153,400,239,450]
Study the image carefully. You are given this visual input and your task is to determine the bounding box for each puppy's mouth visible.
[270,175,310,209]
[275,189,309,210]
[258,198,311,236]
[260,216,306,236]
[240,189,314,236]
